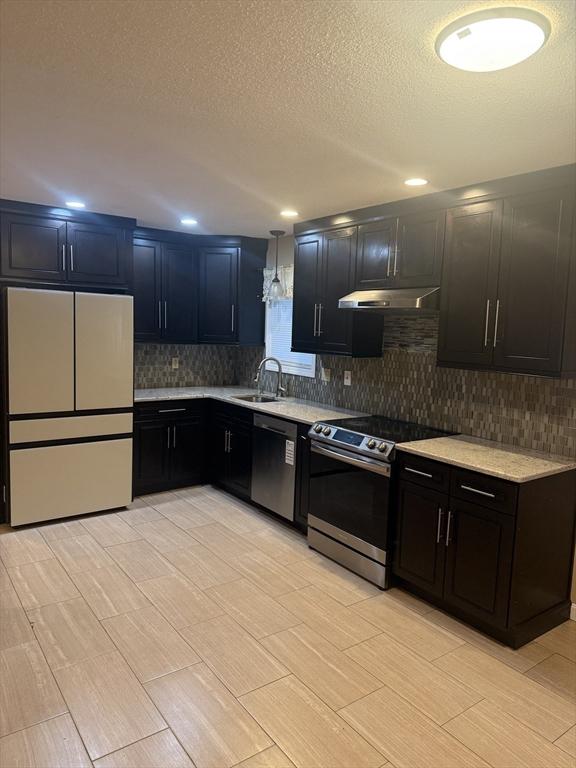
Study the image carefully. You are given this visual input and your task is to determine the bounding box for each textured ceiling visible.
[1,0,574,237]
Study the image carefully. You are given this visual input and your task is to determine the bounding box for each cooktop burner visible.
[325,415,454,444]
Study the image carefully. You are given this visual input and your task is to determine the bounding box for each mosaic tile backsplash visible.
[135,344,237,388]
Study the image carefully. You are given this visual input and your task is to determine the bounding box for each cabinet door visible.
[162,245,197,342]
[443,499,514,628]
[437,201,502,367]
[395,210,445,288]
[211,415,230,487]
[227,422,252,499]
[493,188,574,374]
[133,420,171,494]
[355,219,398,289]
[318,227,357,354]
[393,481,447,599]
[170,417,205,486]
[66,223,129,285]
[292,233,322,353]
[133,239,162,342]
[198,247,238,343]
[1,214,67,282]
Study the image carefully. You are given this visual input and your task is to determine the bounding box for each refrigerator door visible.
[7,288,74,415]
[75,292,134,410]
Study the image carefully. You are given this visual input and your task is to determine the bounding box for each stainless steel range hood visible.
[338,286,440,312]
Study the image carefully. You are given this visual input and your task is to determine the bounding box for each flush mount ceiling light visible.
[280,209,299,218]
[269,229,285,300]
[180,217,198,226]
[404,178,428,186]
[435,7,551,72]
[65,200,86,209]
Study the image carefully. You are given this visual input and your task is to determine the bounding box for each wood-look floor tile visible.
[117,505,164,527]
[71,564,150,619]
[555,725,576,758]
[180,614,288,696]
[28,597,114,670]
[8,558,80,610]
[383,587,435,616]
[93,729,194,768]
[426,608,552,672]
[205,579,299,639]
[262,624,382,709]
[0,640,67,737]
[231,550,310,598]
[81,514,142,547]
[525,653,576,701]
[233,745,296,768]
[345,631,481,724]
[340,686,488,768]
[434,643,576,740]
[287,557,380,605]
[353,594,464,660]
[0,561,10,591]
[0,529,54,568]
[239,675,384,768]
[536,621,576,663]
[102,605,200,682]
[139,573,223,629]
[151,494,214,530]
[278,585,381,650]
[164,544,242,590]
[188,523,258,560]
[0,714,92,768]
[445,699,575,768]
[106,540,176,582]
[187,494,266,535]
[0,585,34,650]
[39,519,87,542]
[146,663,273,768]
[50,534,113,574]
[133,519,198,553]
[248,527,315,566]
[54,650,166,760]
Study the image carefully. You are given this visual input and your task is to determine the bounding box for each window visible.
[265,298,316,378]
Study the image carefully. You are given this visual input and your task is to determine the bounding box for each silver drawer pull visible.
[405,466,433,479]
[158,408,186,413]
[461,484,496,499]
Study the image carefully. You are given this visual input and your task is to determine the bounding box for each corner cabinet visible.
[393,453,576,647]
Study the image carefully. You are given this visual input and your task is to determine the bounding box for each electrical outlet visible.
[171,357,179,370]
[344,370,352,386]
[321,367,331,383]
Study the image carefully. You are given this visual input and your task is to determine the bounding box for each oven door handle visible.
[311,442,391,477]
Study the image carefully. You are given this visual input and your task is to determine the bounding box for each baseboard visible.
[571,603,576,621]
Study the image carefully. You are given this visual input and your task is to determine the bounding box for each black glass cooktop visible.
[324,415,456,445]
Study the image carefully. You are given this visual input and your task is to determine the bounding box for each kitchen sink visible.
[233,394,277,403]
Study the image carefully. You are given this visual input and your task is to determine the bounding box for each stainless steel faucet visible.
[254,357,286,398]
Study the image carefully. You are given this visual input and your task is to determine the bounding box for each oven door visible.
[308,440,391,558]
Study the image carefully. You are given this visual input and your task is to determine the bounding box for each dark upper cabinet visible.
[493,188,574,374]
[133,238,162,341]
[66,222,129,285]
[319,227,357,354]
[437,201,502,367]
[355,219,398,289]
[395,209,445,288]
[163,245,197,342]
[198,247,238,344]
[292,233,322,352]
[0,214,67,283]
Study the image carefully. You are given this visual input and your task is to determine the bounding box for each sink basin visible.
[233,394,277,403]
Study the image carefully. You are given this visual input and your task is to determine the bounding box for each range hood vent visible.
[338,286,440,312]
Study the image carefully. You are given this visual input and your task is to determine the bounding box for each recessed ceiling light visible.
[65,200,86,209]
[280,209,299,218]
[180,217,198,226]
[404,178,428,187]
[436,7,550,72]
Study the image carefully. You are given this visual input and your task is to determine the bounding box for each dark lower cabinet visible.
[210,404,252,500]
[393,454,576,647]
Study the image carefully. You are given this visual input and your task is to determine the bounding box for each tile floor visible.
[0,485,575,768]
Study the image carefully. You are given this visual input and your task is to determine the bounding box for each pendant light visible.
[269,229,285,300]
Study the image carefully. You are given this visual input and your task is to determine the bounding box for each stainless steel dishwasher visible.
[251,413,297,521]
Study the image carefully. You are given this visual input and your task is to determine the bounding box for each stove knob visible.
[314,424,323,433]
[322,426,332,436]
[367,439,377,449]
[377,442,388,453]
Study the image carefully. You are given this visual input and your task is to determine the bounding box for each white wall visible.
[266,235,294,269]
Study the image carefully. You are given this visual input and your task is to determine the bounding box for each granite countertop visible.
[134,386,366,425]
[397,434,576,483]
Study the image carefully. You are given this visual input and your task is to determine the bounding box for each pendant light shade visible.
[269,229,285,300]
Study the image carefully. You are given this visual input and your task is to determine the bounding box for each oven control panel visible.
[309,423,394,458]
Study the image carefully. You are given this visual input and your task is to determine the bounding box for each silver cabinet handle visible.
[445,510,452,546]
[461,484,496,499]
[231,305,235,333]
[61,243,66,271]
[317,303,323,336]
[69,244,75,271]
[484,299,491,347]
[228,430,232,452]
[158,301,162,330]
[224,430,228,453]
[436,507,444,544]
[158,408,186,413]
[493,299,500,348]
[172,425,176,449]
[313,304,318,337]
[166,426,170,449]
[164,301,168,330]
[405,466,433,479]
[393,245,399,276]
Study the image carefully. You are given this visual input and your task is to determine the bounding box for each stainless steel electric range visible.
[307,415,455,589]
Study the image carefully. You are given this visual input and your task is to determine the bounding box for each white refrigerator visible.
[5,287,133,526]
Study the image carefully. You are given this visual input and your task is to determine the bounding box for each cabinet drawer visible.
[451,468,518,514]
[211,401,254,426]
[135,400,204,421]
[398,454,449,493]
